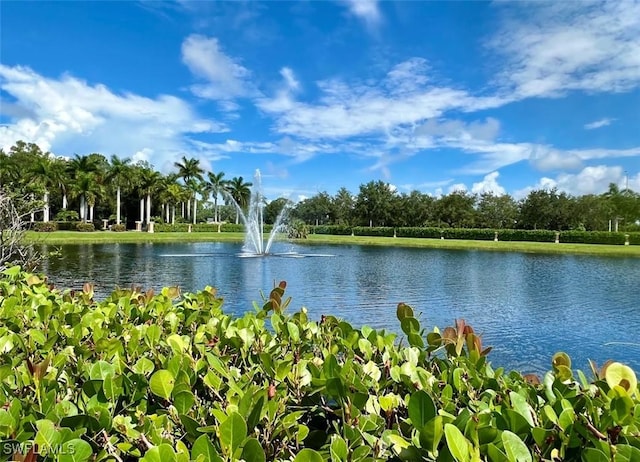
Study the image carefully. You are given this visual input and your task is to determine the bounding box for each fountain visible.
[230,169,289,256]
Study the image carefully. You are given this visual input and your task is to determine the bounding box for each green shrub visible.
[560,230,627,245]
[497,229,557,242]
[220,223,245,232]
[54,221,80,231]
[33,221,58,232]
[0,268,638,461]
[352,226,395,237]
[311,225,352,235]
[75,222,95,232]
[155,223,190,232]
[396,227,443,238]
[54,210,79,221]
[111,223,126,232]
[442,228,496,240]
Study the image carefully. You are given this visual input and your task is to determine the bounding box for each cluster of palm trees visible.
[0,141,255,227]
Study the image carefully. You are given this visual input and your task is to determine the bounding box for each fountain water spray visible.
[229,169,289,255]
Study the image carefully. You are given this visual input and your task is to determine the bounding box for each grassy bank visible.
[25,230,640,257]
[25,230,247,244]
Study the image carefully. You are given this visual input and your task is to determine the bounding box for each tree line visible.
[1,140,639,232]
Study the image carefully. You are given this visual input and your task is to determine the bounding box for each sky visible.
[1,0,639,201]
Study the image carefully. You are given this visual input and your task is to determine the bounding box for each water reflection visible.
[37,242,640,373]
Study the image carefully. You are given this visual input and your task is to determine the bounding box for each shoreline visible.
[25,230,640,257]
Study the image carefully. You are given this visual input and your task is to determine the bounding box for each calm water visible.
[38,242,640,374]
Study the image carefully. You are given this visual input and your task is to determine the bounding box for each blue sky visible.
[1,1,639,201]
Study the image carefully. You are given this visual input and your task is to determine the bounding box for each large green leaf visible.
[581,448,610,462]
[59,439,93,462]
[241,438,265,462]
[219,412,247,455]
[444,423,470,462]
[191,435,222,462]
[614,444,640,462]
[294,448,324,462]
[149,370,174,400]
[501,430,532,462]
[141,444,177,462]
[420,415,444,454]
[330,435,348,462]
[409,390,436,428]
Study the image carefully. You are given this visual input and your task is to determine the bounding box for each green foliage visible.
[219,223,244,232]
[311,225,352,235]
[111,224,126,232]
[287,219,309,239]
[54,210,80,222]
[560,231,627,245]
[352,226,395,237]
[1,269,639,461]
[33,222,58,232]
[75,222,95,232]
[55,221,81,231]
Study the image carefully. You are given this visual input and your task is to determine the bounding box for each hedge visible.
[311,225,353,235]
[352,226,395,237]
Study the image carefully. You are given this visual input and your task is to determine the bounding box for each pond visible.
[38,241,640,374]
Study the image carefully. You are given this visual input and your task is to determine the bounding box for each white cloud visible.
[0,64,224,171]
[340,0,381,27]
[181,35,256,102]
[471,171,506,196]
[280,67,300,92]
[529,145,583,171]
[529,145,640,171]
[257,59,492,140]
[491,1,640,98]
[584,118,615,130]
[515,165,637,198]
[415,117,500,142]
[448,183,467,193]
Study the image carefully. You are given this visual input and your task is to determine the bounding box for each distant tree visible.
[476,193,519,229]
[106,155,132,225]
[435,191,477,228]
[264,197,293,225]
[354,181,397,227]
[332,187,355,226]
[395,191,435,227]
[518,188,575,230]
[293,192,334,225]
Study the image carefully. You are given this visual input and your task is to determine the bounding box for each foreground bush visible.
[0,268,638,461]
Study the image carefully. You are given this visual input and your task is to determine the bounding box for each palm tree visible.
[67,155,101,221]
[206,171,228,223]
[186,178,205,224]
[227,176,253,224]
[70,172,103,222]
[29,156,57,222]
[138,168,163,225]
[173,156,204,220]
[106,155,132,225]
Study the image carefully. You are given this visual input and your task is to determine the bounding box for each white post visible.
[146,195,151,225]
[43,191,49,222]
[116,187,121,225]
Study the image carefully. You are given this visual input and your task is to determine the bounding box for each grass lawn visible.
[25,230,640,257]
